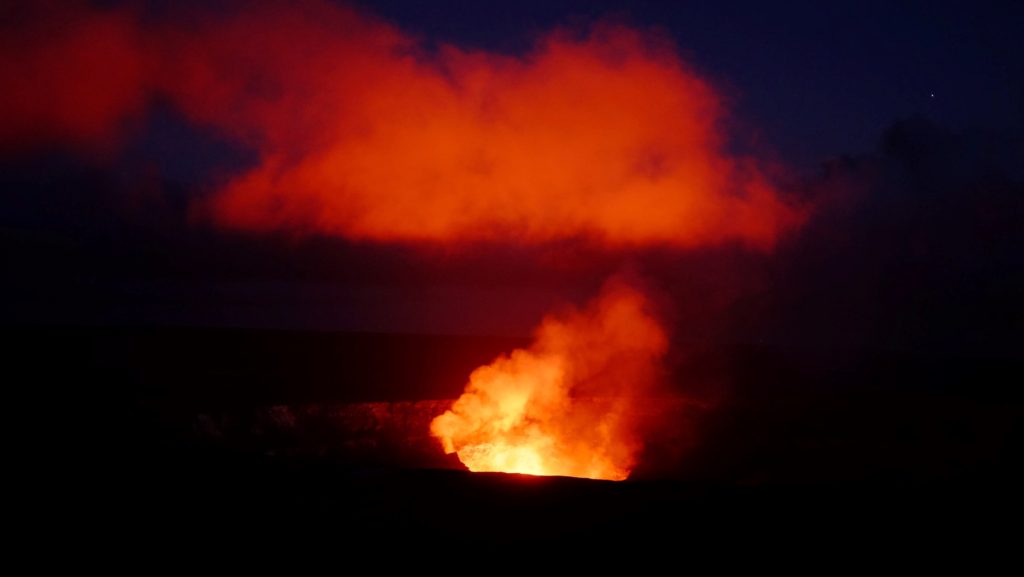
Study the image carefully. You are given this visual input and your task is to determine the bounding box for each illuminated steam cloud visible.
[2,1,803,248]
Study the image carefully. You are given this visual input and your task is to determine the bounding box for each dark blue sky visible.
[357,0,1022,168]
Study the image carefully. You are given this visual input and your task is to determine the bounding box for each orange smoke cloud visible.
[179,3,802,248]
[2,1,803,248]
[430,279,667,480]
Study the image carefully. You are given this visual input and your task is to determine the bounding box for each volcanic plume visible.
[2,1,809,479]
[431,280,667,480]
[178,4,802,248]
[1,0,803,249]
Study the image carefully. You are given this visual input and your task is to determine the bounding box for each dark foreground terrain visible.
[9,326,1023,553]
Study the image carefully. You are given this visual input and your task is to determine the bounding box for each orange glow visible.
[0,3,146,151]
[430,280,667,480]
[1,1,804,248]
[157,1,803,249]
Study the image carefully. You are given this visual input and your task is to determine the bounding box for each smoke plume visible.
[1,0,803,249]
[431,278,668,480]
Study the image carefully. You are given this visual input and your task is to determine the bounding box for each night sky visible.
[366,0,1024,166]
[1,0,1021,353]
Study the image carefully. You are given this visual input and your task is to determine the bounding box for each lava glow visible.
[431,281,667,480]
